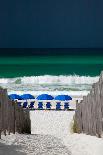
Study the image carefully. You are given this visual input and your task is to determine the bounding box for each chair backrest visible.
[46,102,51,109]
[23,102,28,108]
[56,102,61,109]
[38,102,43,109]
[17,102,22,107]
[64,102,69,109]
[29,102,35,108]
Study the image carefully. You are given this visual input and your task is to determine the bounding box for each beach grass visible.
[71,116,80,133]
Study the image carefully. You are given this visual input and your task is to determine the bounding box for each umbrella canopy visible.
[9,94,22,100]
[55,95,72,101]
[36,94,54,100]
[21,94,35,100]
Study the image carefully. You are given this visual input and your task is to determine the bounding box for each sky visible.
[0,0,103,48]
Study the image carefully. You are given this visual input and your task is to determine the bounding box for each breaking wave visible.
[0,75,99,97]
[0,75,99,85]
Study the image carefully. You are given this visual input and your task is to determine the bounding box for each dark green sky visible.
[0,0,103,49]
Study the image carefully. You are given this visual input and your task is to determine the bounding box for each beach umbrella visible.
[36,94,54,100]
[20,94,35,100]
[55,95,72,101]
[9,94,22,100]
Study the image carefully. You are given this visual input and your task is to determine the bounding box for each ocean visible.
[0,54,102,97]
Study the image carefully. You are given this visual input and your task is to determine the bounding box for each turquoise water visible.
[0,55,103,77]
[0,54,102,95]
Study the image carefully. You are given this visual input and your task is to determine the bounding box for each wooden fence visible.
[0,89,31,139]
[75,71,103,137]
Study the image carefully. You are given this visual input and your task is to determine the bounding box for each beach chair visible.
[56,102,61,110]
[38,102,43,110]
[46,102,51,110]
[17,101,22,107]
[29,101,35,109]
[64,102,69,110]
[23,102,28,108]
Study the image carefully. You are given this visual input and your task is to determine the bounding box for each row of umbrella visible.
[9,94,72,101]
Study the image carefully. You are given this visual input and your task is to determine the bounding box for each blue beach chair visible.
[64,102,69,110]
[29,101,35,109]
[56,102,61,110]
[46,102,51,110]
[38,102,43,110]
[17,102,22,107]
[23,102,28,108]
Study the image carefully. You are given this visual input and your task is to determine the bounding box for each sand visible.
[0,142,26,155]
[0,134,71,155]
[30,111,75,138]
[0,110,103,155]
[63,133,103,155]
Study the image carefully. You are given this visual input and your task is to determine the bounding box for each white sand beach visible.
[0,133,71,155]
[0,110,103,155]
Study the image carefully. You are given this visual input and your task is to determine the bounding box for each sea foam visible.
[0,75,99,85]
[0,75,99,97]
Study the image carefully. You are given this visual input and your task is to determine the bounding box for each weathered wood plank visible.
[0,88,31,139]
[75,71,103,137]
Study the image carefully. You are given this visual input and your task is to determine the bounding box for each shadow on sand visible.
[0,142,26,155]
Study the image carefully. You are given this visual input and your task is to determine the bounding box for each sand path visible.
[0,142,26,155]
[0,134,71,155]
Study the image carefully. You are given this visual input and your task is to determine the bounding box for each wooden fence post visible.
[0,88,31,137]
[0,101,1,139]
[75,71,103,137]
